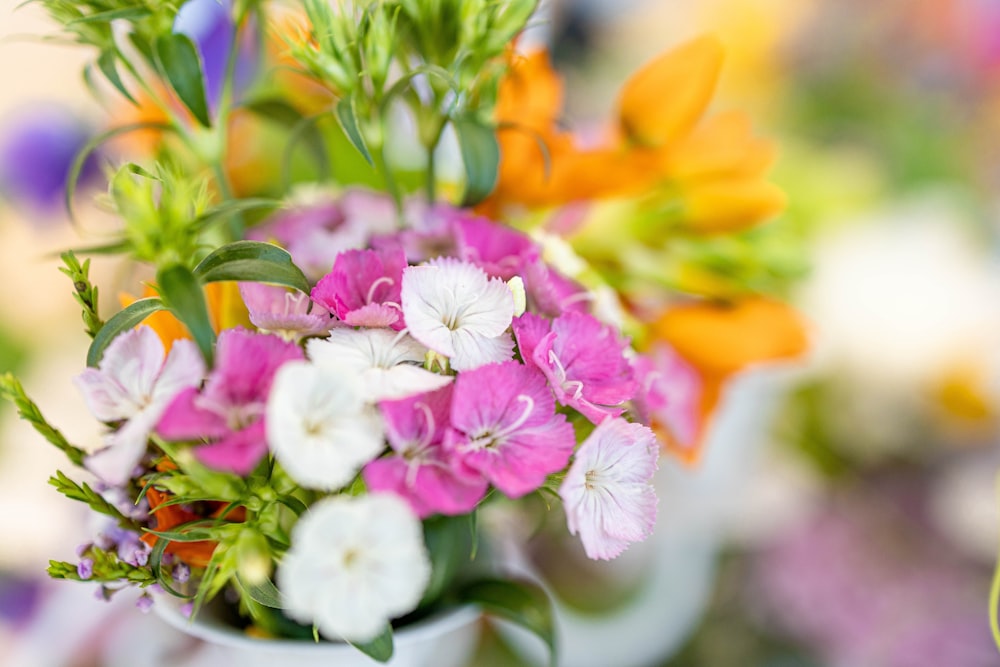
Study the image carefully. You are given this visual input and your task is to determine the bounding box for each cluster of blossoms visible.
[66,193,688,642]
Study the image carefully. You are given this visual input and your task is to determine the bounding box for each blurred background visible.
[2,0,1000,665]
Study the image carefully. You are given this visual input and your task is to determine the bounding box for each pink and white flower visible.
[266,361,384,490]
[401,258,515,371]
[75,326,204,485]
[157,328,302,474]
[311,247,406,329]
[239,282,332,341]
[559,418,659,560]
[513,311,637,424]
[306,328,452,402]
[632,342,702,448]
[364,385,487,517]
[447,361,575,497]
[279,494,431,643]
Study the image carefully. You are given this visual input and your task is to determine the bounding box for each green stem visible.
[991,472,1000,653]
[423,118,446,203]
[373,145,403,219]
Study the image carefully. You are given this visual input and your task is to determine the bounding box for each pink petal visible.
[156,387,229,440]
[193,422,269,474]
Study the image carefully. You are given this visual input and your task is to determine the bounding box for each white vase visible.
[154,595,482,667]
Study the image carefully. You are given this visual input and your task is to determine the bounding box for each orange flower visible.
[648,297,808,463]
[484,36,783,235]
[141,486,245,568]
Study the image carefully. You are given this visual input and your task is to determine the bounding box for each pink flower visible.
[513,312,636,424]
[364,385,487,517]
[447,362,575,498]
[522,260,589,317]
[454,215,539,280]
[632,343,701,448]
[157,328,303,474]
[559,418,658,560]
[239,283,332,340]
[311,247,406,329]
[75,326,204,485]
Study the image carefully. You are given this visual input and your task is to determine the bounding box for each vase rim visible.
[154,594,481,653]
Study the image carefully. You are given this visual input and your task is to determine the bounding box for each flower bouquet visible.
[1,0,806,663]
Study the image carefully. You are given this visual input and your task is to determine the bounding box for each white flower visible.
[401,258,514,372]
[559,418,659,560]
[266,361,384,490]
[279,494,431,643]
[74,327,204,485]
[306,328,452,402]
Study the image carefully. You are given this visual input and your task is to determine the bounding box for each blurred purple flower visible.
[0,105,100,213]
[0,574,42,626]
[752,484,996,667]
[173,0,258,113]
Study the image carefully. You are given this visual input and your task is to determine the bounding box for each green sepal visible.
[192,240,310,293]
[154,33,212,127]
[452,116,500,206]
[87,297,165,367]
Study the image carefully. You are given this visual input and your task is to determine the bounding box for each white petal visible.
[149,339,205,405]
[84,408,162,485]
[363,365,453,401]
[266,362,385,490]
[98,327,166,404]
[450,330,514,372]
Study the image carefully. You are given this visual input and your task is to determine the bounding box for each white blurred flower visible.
[279,494,431,643]
[307,328,451,402]
[401,258,514,371]
[266,361,384,490]
[560,418,659,560]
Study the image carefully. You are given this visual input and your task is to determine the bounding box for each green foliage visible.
[459,577,557,666]
[49,547,157,586]
[0,375,87,467]
[49,470,141,531]
[59,251,103,339]
[154,33,212,127]
[193,240,310,293]
[453,116,500,206]
[348,625,394,663]
[156,263,216,365]
[86,297,164,367]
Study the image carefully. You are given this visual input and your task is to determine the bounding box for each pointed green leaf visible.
[156,264,215,365]
[193,240,309,293]
[420,515,472,606]
[452,117,500,207]
[87,297,164,367]
[97,50,137,105]
[335,95,374,167]
[70,6,151,25]
[348,625,394,663]
[154,33,211,127]
[459,578,556,665]
[237,574,283,609]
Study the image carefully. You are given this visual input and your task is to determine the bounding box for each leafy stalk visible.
[59,251,103,339]
[0,374,87,467]
[49,470,140,531]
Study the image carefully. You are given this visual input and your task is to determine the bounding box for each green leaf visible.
[97,50,137,105]
[452,117,500,206]
[241,99,331,184]
[154,33,211,127]
[420,515,472,606]
[156,264,215,365]
[459,578,556,665]
[87,297,164,367]
[335,95,374,167]
[190,198,282,233]
[348,625,394,663]
[193,240,310,293]
[69,6,151,25]
[237,574,283,609]
[0,374,88,467]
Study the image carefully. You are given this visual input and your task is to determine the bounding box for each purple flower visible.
[446,362,575,497]
[513,312,636,424]
[239,282,332,340]
[173,563,191,584]
[76,558,94,580]
[364,385,487,517]
[158,328,303,474]
[135,594,154,614]
[311,247,407,329]
[173,0,257,113]
[0,104,100,212]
